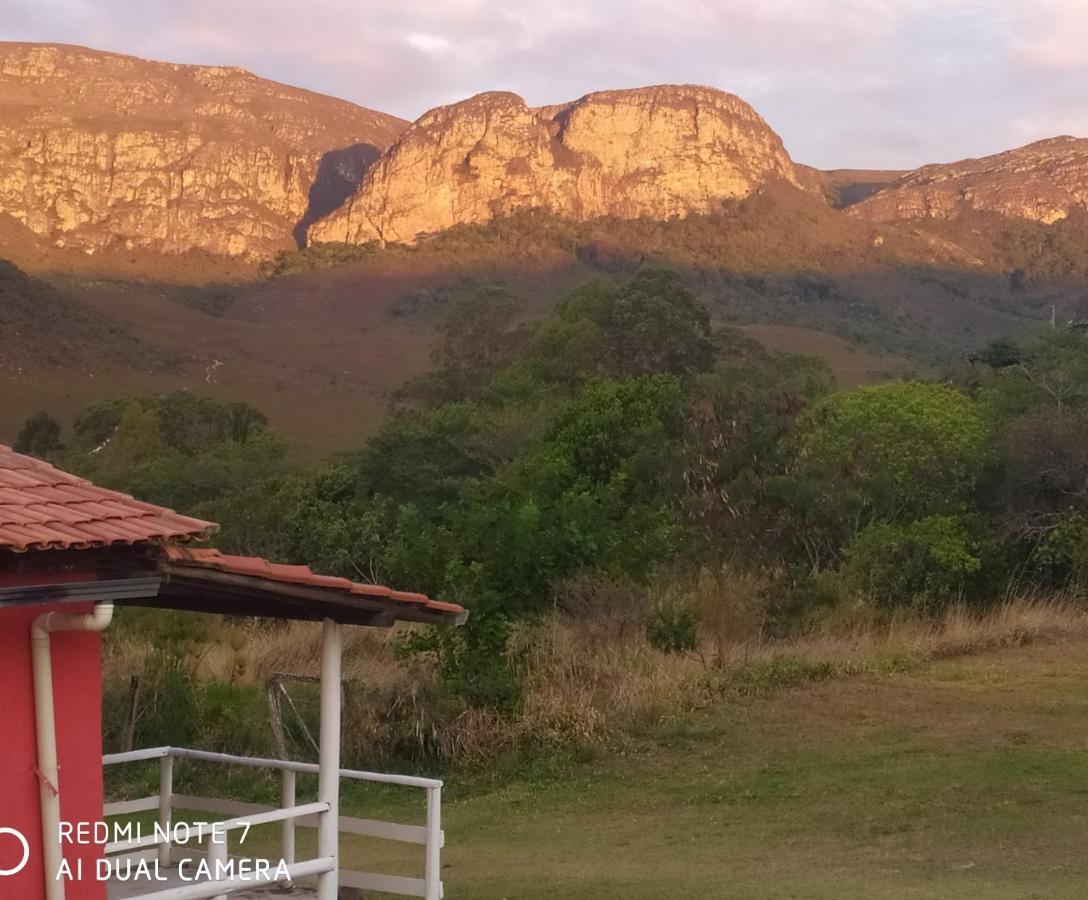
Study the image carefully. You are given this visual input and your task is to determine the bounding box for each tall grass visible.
[102,582,1087,770]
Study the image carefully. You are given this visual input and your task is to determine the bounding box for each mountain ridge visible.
[309,84,801,245]
[0,41,407,260]
[853,135,1088,225]
[0,42,1087,276]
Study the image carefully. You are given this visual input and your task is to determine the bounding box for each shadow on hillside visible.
[293,143,381,248]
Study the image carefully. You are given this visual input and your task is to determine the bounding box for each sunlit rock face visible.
[852,137,1088,226]
[309,85,801,245]
[0,43,406,258]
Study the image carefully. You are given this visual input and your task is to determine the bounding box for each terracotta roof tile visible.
[0,447,465,626]
[162,547,466,623]
[0,445,216,552]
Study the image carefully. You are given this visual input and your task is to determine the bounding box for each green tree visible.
[402,285,532,406]
[60,393,283,512]
[528,270,716,384]
[1001,330,1088,412]
[14,411,63,456]
[793,381,992,565]
[843,515,986,610]
[683,333,831,561]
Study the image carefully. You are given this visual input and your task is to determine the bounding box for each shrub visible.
[844,515,985,610]
[14,411,62,456]
[131,651,201,749]
[761,569,845,636]
[396,610,524,715]
[1031,512,1088,592]
[645,605,698,654]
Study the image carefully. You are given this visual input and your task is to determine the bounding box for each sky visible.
[4,0,1087,170]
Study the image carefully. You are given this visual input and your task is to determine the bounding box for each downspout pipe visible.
[31,602,115,900]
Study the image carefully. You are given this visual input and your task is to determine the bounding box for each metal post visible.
[281,768,296,866]
[158,754,174,868]
[316,618,342,900]
[424,785,443,900]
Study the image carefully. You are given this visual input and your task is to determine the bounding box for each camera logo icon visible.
[0,828,30,876]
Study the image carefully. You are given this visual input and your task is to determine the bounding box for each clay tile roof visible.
[161,547,466,625]
[0,445,216,553]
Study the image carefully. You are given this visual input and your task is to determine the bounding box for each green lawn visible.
[160,640,1088,898]
[319,640,1088,899]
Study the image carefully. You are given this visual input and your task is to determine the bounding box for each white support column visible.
[158,754,173,868]
[424,785,443,900]
[207,825,228,900]
[316,618,343,900]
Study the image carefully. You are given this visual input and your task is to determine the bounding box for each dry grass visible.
[103,586,1088,766]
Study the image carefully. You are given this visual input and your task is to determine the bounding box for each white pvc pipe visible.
[316,618,342,900]
[31,602,115,900]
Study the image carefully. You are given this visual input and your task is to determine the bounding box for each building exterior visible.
[0,445,464,900]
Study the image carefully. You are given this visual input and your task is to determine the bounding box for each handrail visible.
[104,802,329,854]
[104,745,443,789]
[122,857,335,900]
[104,745,445,900]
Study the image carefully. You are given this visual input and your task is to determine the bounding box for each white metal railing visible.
[102,746,444,900]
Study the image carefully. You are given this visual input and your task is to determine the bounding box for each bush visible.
[761,569,845,636]
[645,605,698,654]
[14,411,62,456]
[1030,512,1088,592]
[131,651,201,749]
[396,610,524,715]
[844,515,985,610]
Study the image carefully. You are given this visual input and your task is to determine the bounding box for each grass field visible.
[156,631,1088,898]
[295,637,1088,899]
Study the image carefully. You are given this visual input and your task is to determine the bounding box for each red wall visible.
[0,602,106,900]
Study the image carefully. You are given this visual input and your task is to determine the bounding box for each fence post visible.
[281,768,296,866]
[207,823,229,900]
[424,784,443,900]
[316,618,343,900]
[157,753,173,868]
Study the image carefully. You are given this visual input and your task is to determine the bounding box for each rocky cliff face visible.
[0,43,406,259]
[852,137,1088,225]
[309,85,800,245]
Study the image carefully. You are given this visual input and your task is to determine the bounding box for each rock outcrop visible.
[309,85,800,245]
[0,43,406,258]
[852,137,1088,225]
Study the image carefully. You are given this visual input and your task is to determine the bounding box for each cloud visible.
[3,0,1087,168]
[1006,0,1088,72]
[405,33,454,57]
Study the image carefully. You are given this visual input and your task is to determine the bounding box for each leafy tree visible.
[683,333,832,561]
[974,337,1021,370]
[60,393,283,511]
[528,270,715,384]
[792,381,992,565]
[843,515,986,610]
[396,606,522,713]
[1029,512,1088,591]
[401,285,532,406]
[353,403,507,507]
[999,409,1088,545]
[14,411,63,456]
[1004,330,1088,412]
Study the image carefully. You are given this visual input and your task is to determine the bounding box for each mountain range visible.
[4,42,1087,266]
[2,41,1087,452]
